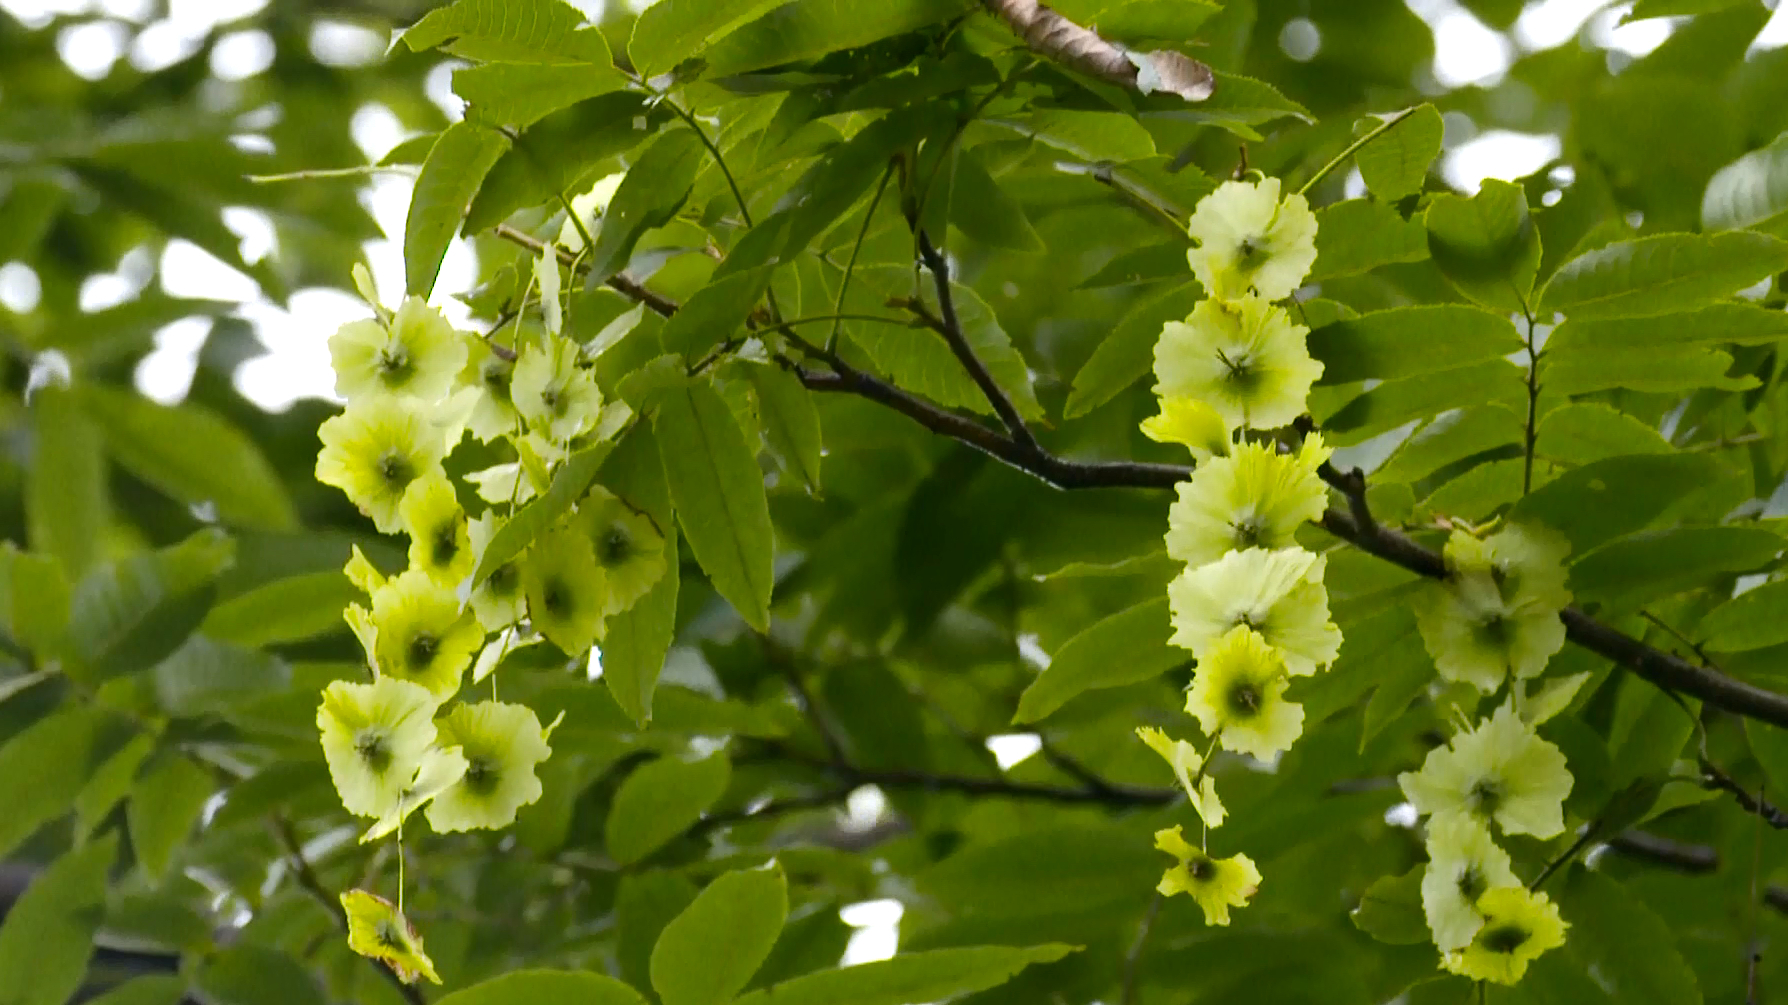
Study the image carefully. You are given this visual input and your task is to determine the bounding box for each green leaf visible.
[74,732,153,835]
[1702,133,1788,235]
[456,62,628,129]
[69,528,235,684]
[1545,302,1788,350]
[618,872,700,991]
[658,265,774,358]
[917,824,1157,914]
[1570,526,1785,609]
[605,752,731,865]
[1545,345,1757,395]
[1350,866,1428,945]
[406,121,512,297]
[466,93,663,234]
[1308,305,1522,384]
[652,866,788,1005]
[1559,868,1703,1005]
[436,970,647,1005]
[1746,716,1788,797]
[729,945,1077,1005]
[1309,199,1428,281]
[128,755,215,879]
[1002,109,1157,162]
[84,976,187,1005]
[195,945,324,1005]
[747,364,823,493]
[151,635,290,716]
[656,381,776,632]
[1540,232,1788,320]
[1014,597,1176,723]
[0,705,126,857]
[1628,0,1753,19]
[701,0,966,77]
[0,544,70,658]
[1361,629,1440,747]
[936,146,1044,253]
[603,529,679,726]
[1707,581,1788,656]
[1533,403,1670,465]
[1509,454,1725,556]
[0,834,117,1005]
[1072,0,1222,42]
[77,386,297,532]
[629,0,788,78]
[1319,360,1527,445]
[403,0,613,62]
[1065,280,1202,418]
[1424,179,1541,314]
[27,384,106,578]
[470,442,613,591]
[200,571,355,648]
[587,130,707,286]
[1376,406,1523,484]
[1191,71,1314,137]
[1355,104,1444,202]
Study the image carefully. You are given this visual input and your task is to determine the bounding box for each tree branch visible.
[916,233,1043,455]
[978,0,1215,103]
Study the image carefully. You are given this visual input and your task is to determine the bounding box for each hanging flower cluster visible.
[1398,522,1576,984]
[311,231,662,981]
[1137,177,1334,925]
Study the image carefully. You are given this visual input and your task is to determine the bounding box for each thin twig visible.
[830,164,895,354]
[492,224,678,317]
[1521,309,1541,496]
[1703,759,1788,829]
[1120,893,1164,1005]
[1296,105,1423,197]
[916,232,1042,454]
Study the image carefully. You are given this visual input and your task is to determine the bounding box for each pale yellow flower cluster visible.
[1138,178,1334,927]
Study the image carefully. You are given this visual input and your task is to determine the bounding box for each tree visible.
[6,0,1788,1002]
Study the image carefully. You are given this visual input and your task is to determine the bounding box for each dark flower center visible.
[482,361,513,403]
[376,451,413,489]
[431,524,459,567]
[463,755,498,794]
[1470,778,1502,816]
[598,526,632,566]
[1227,681,1262,717]
[1215,348,1260,393]
[356,731,390,772]
[408,632,439,669]
[1481,923,1529,954]
[1456,865,1485,902]
[540,385,563,416]
[377,345,414,382]
[1189,856,1217,881]
[487,563,519,597]
[1230,514,1266,549]
[377,922,404,950]
[541,576,570,615]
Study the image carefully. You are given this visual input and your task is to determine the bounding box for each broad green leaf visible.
[603,529,679,726]
[469,442,613,590]
[436,970,646,1005]
[1539,231,1788,320]
[1078,243,1188,288]
[628,0,787,78]
[657,265,774,358]
[195,945,324,1005]
[1510,453,1725,556]
[997,109,1157,162]
[1308,305,1522,384]
[1700,579,1788,652]
[618,872,700,992]
[701,0,966,77]
[1192,71,1314,137]
[1355,104,1444,202]
[1319,360,1527,445]
[0,545,70,658]
[747,364,823,493]
[200,571,354,647]
[403,0,612,62]
[1309,198,1428,281]
[1745,717,1788,797]
[0,834,117,1005]
[936,146,1044,253]
[456,62,628,129]
[1702,133,1788,234]
[1545,302,1788,350]
[652,866,788,1005]
[0,705,128,857]
[1073,0,1221,42]
[465,92,663,234]
[78,386,297,532]
[406,121,512,297]
[1570,526,1784,609]
[1350,866,1428,945]
[151,635,290,716]
[69,528,235,684]
[74,731,153,834]
[1065,280,1202,418]
[729,945,1077,1005]
[1374,406,1524,484]
[1545,345,1756,395]
[84,977,187,1005]
[1424,179,1541,314]
[1559,868,1703,1005]
[128,754,215,879]
[1533,403,1670,465]
[656,381,774,631]
[917,824,1157,915]
[28,384,105,578]
[587,129,707,285]
[1361,629,1440,747]
[1629,0,1754,19]
[606,752,731,865]
[1014,597,1177,723]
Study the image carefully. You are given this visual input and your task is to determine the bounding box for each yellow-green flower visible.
[1441,886,1568,985]
[345,545,388,594]
[317,678,438,818]
[579,486,666,616]
[1154,825,1261,926]
[1141,396,1233,464]
[1416,524,1572,692]
[316,396,447,534]
[370,569,482,700]
[522,525,607,654]
[341,889,441,985]
[361,745,468,843]
[1457,523,1573,611]
[512,335,603,444]
[1165,436,1331,567]
[400,471,472,587]
[1167,547,1340,676]
[1136,726,1225,827]
[1399,704,1573,839]
[1185,177,1319,302]
[1421,813,1518,951]
[1185,625,1304,760]
[329,297,467,404]
[458,336,519,443]
[468,513,527,629]
[424,701,554,833]
[1154,296,1322,431]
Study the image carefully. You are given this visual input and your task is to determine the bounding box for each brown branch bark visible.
[978,0,1215,103]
